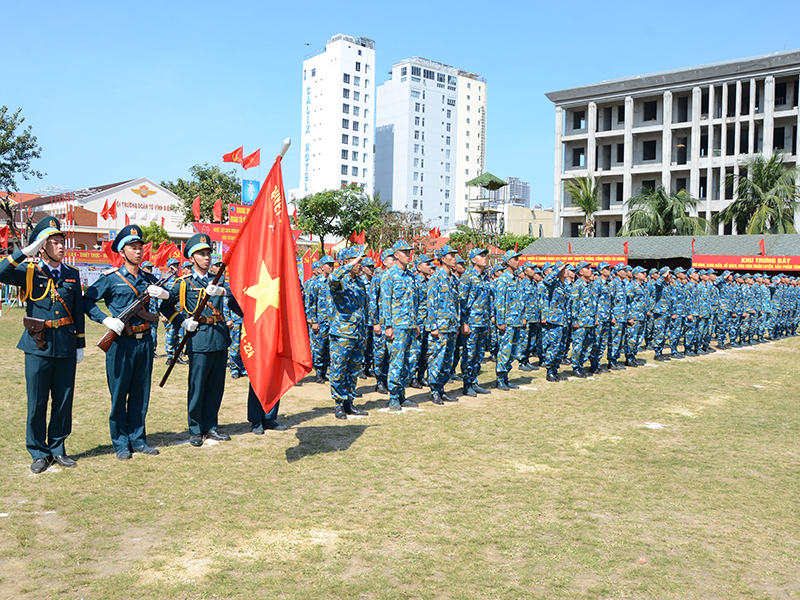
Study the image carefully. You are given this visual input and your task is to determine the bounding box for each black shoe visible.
[388,399,402,411]
[132,445,159,456]
[52,455,77,468]
[410,378,423,389]
[519,362,534,372]
[496,380,510,391]
[355,391,363,398]
[358,369,367,379]
[263,421,289,431]
[685,351,698,357]
[401,399,419,408]
[441,392,458,402]
[322,372,330,382]
[574,370,588,379]
[117,450,132,460]
[376,382,388,394]
[472,384,490,394]
[344,404,369,416]
[165,357,173,365]
[315,371,326,384]
[252,424,265,435]
[176,357,188,365]
[546,373,559,382]
[589,366,603,374]
[430,392,444,405]
[462,386,477,397]
[624,359,638,368]
[506,381,519,389]
[654,354,668,361]
[205,430,231,442]
[189,434,204,447]
[450,373,463,381]
[671,352,684,359]
[334,405,347,420]
[609,363,626,371]
[599,366,610,373]
[697,349,708,355]
[560,358,570,366]
[231,372,241,379]
[31,458,49,474]
[420,377,429,387]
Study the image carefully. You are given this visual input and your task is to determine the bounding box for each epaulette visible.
[102,267,119,275]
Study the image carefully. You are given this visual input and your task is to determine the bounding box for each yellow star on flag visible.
[244,261,280,321]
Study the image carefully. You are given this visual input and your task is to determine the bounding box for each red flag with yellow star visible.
[223,155,312,413]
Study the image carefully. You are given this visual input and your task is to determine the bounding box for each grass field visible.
[0,305,798,599]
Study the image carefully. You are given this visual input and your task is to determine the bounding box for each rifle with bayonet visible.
[96,274,171,352]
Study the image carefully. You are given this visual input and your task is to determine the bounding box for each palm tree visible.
[618,186,710,236]
[564,176,599,237]
[715,152,799,234]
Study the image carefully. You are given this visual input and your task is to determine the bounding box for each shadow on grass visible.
[285,424,379,462]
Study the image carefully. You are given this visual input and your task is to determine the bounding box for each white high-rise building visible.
[375,57,486,228]
[299,34,376,197]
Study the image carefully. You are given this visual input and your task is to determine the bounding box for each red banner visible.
[692,254,800,270]
[228,204,251,225]
[519,254,628,265]
[191,222,239,244]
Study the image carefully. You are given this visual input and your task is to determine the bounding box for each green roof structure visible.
[466,172,507,191]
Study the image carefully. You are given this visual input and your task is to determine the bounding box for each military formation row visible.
[301,242,800,416]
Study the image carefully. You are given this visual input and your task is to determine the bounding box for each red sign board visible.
[692,254,800,270]
[519,254,628,266]
[228,204,251,226]
[191,222,240,244]
[67,249,111,265]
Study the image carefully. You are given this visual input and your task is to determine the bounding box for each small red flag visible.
[161,216,166,228]
[311,249,319,263]
[568,241,572,254]
[301,250,312,281]
[242,149,261,170]
[142,241,153,263]
[103,240,124,268]
[514,242,519,252]
[154,241,179,268]
[292,206,298,227]
[224,154,312,414]
[100,199,110,220]
[0,225,8,250]
[691,238,696,254]
[429,227,439,238]
[759,238,765,256]
[213,199,222,223]
[124,214,130,226]
[108,200,117,220]
[192,195,201,221]
[349,231,358,243]
[223,146,243,164]
[623,241,629,256]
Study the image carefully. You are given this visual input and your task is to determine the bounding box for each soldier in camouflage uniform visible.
[306,255,334,382]
[162,258,186,365]
[652,267,673,361]
[643,268,659,349]
[451,256,467,380]
[371,249,396,394]
[668,267,688,358]
[459,248,492,397]
[223,293,247,379]
[518,263,541,371]
[539,265,569,382]
[425,245,460,405]
[409,255,433,389]
[717,271,735,348]
[589,262,613,373]
[359,256,376,377]
[682,268,701,356]
[328,247,369,420]
[569,261,596,377]
[607,263,628,370]
[624,266,648,366]
[493,250,525,390]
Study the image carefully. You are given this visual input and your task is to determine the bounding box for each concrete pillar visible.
[690,86,703,216]
[748,78,756,154]
[764,76,775,157]
[662,91,673,192]
[587,102,598,173]
[554,106,564,236]
[720,84,728,160]
[622,96,634,224]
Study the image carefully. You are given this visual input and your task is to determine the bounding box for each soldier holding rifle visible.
[84,225,168,460]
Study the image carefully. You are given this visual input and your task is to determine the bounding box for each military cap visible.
[417,254,433,264]
[687,267,696,275]
[649,268,658,275]
[183,232,212,258]
[564,264,577,272]
[361,256,375,267]
[141,261,154,268]
[502,249,522,265]
[319,255,335,265]
[28,215,63,244]
[542,262,553,271]
[515,266,525,276]
[167,258,180,268]
[614,262,626,271]
[576,260,591,270]
[533,266,543,274]
[632,266,646,275]
[392,239,412,252]
[673,266,686,274]
[555,261,564,269]
[312,260,320,269]
[706,269,716,275]
[112,224,145,253]
[523,262,536,271]
[721,270,731,277]
[211,255,223,266]
[455,255,466,264]
[436,244,456,260]
[598,262,611,271]
[469,247,488,260]
[182,261,192,269]
[381,248,395,261]
[337,247,355,261]
[659,266,670,275]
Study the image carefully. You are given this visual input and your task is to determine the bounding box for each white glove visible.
[103,317,124,335]
[76,349,84,364]
[182,318,199,332]
[205,284,225,296]
[147,285,169,300]
[22,236,48,257]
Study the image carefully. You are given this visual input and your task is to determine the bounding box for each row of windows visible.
[342,74,364,86]
[342,119,369,133]
[343,88,368,101]
[341,134,369,148]
[401,66,457,87]
[342,104,368,118]
[341,165,364,176]
[341,149,366,161]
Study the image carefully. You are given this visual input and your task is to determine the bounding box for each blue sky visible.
[5,0,799,208]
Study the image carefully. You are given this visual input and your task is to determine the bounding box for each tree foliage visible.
[618,187,710,236]
[140,221,170,246]
[162,163,240,226]
[715,152,799,235]
[564,176,599,237]
[495,232,538,252]
[0,106,44,243]
[448,224,490,256]
[364,209,429,251]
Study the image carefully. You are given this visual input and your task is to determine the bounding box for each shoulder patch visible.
[102,268,119,275]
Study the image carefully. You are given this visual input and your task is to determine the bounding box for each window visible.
[413,199,418,209]
[343,74,350,84]
[445,201,450,209]
[341,180,348,187]
[355,62,361,72]
[616,143,624,163]
[420,159,424,167]
[415,102,421,112]
[311,68,316,77]
[420,173,424,182]
[364,138,369,148]
[420,187,423,195]
[466,118,470,124]
[413,185,419,195]
[466,156,469,162]
[341,149,349,160]
[445,163,450,172]
[342,103,350,114]
[342,119,349,129]
[341,165,348,175]
[446,123,451,132]
[437,73,445,83]
[401,66,407,77]
[421,132,425,141]
[303,69,306,81]
[352,136,359,146]
[573,110,586,130]
[351,166,358,176]
[446,136,451,145]
[466,142,470,149]
[643,100,657,121]
[467,105,470,111]
[423,69,435,80]
[414,116,420,126]
[411,90,420,99]
[447,98,456,106]
[572,147,585,167]
[421,118,425,126]
[414,130,420,140]
[465,169,469,175]
[445,150,450,158]
[413,172,419,181]
[353,91,360,101]
[342,134,349,144]
[343,88,350,99]
[353,106,360,116]
[445,176,450,185]
[466,131,470,137]
[444,216,449,225]
[412,66,421,77]
[643,140,657,161]
[414,144,420,153]
[352,121,359,132]
[414,158,419,167]
[446,109,452,118]
[352,151,359,161]
[354,76,360,86]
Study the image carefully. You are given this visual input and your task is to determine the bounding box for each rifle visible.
[96,274,171,352]
[159,264,227,387]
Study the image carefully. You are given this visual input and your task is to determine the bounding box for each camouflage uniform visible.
[590,268,613,370]
[459,257,492,392]
[305,263,333,376]
[408,262,432,384]
[493,254,524,386]
[569,268,597,373]
[625,269,648,363]
[651,269,673,359]
[608,268,628,366]
[223,301,246,377]
[425,249,460,397]
[539,270,568,379]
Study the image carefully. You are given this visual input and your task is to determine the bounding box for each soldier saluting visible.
[84,224,168,460]
[0,216,86,473]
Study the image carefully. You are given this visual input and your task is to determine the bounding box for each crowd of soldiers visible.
[302,242,800,417]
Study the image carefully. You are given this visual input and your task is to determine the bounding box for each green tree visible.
[715,152,799,234]
[564,176,599,237]
[495,232,537,252]
[0,106,44,243]
[346,190,390,248]
[618,186,710,236]
[140,221,170,246]
[364,209,429,252]
[448,224,487,257]
[162,164,240,226]
[294,187,345,255]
